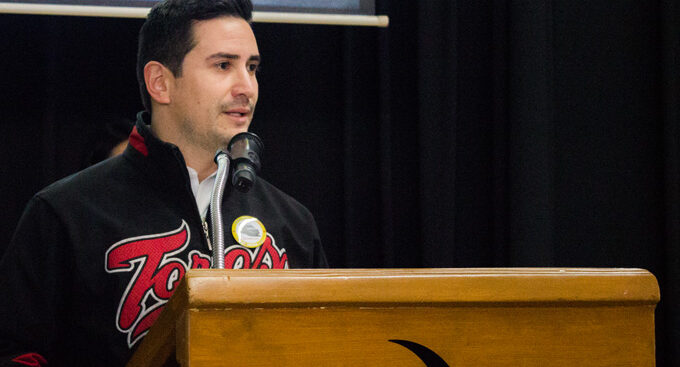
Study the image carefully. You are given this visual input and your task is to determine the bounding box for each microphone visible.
[209,132,263,268]
[227,132,264,193]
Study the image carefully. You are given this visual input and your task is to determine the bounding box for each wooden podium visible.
[127,268,659,366]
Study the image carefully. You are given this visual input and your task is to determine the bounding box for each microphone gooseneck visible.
[210,149,230,269]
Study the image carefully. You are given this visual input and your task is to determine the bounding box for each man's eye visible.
[217,62,230,70]
[248,64,260,73]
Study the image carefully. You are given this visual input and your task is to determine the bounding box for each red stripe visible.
[12,353,47,367]
[129,126,149,157]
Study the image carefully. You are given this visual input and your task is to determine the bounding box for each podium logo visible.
[389,340,450,367]
[105,221,289,347]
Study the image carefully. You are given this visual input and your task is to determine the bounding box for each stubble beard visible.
[179,116,225,156]
[179,98,256,155]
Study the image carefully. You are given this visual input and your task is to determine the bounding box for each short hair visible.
[87,116,134,166]
[136,0,253,112]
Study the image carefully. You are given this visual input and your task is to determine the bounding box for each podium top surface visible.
[175,268,659,308]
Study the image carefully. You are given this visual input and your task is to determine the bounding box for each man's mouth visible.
[224,108,251,118]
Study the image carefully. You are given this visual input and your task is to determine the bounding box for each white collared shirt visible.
[186,166,217,220]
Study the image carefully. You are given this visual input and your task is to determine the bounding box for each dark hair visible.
[136,0,253,112]
[87,116,134,166]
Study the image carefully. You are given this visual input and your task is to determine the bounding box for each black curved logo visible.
[388,339,450,366]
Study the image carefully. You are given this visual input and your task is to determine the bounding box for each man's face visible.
[168,16,260,153]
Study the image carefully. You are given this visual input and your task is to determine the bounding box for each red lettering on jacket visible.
[224,234,288,269]
[105,221,191,347]
[188,250,211,269]
[11,353,47,367]
[105,222,288,347]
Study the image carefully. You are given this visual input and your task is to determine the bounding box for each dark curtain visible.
[0,0,678,365]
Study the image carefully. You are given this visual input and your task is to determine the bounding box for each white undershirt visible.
[186,166,217,220]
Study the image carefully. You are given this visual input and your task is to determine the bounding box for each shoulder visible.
[250,178,315,221]
[36,154,133,206]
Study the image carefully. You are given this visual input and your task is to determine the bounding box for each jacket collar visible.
[124,111,193,192]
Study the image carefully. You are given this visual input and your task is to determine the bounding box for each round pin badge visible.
[231,215,267,248]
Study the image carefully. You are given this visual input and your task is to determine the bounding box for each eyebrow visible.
[207,53,261,62]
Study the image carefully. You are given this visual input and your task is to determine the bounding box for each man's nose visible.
[231,67,257,99]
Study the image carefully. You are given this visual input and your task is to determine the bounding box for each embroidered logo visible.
[105,221,192,347]
[105,221,289,348]
[224,234,289,269]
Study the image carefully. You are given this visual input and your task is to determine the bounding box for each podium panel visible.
[127,268,659,366]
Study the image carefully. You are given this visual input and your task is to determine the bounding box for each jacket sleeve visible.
[0,195,70,366]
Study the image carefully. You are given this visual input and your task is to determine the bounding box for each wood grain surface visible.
[127,268,659,367]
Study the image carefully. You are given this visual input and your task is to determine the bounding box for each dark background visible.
[0,0,678,365]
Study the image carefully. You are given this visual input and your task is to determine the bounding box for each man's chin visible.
[214,133,246,149]
[226,127,250,143]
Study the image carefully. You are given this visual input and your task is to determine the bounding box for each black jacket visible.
[0,112,327,366]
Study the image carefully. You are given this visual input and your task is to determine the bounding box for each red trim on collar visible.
[129,126,149,157]
[12,353,48,366]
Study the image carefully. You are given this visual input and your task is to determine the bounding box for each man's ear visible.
[144,61,172,105]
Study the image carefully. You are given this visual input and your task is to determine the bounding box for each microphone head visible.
[227,132,264,192]
[232,163,256,192]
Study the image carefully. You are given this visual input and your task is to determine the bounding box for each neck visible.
[181,146,217,182]
[150,110,217,182]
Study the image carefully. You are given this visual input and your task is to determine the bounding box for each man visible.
[0,0,327,365]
